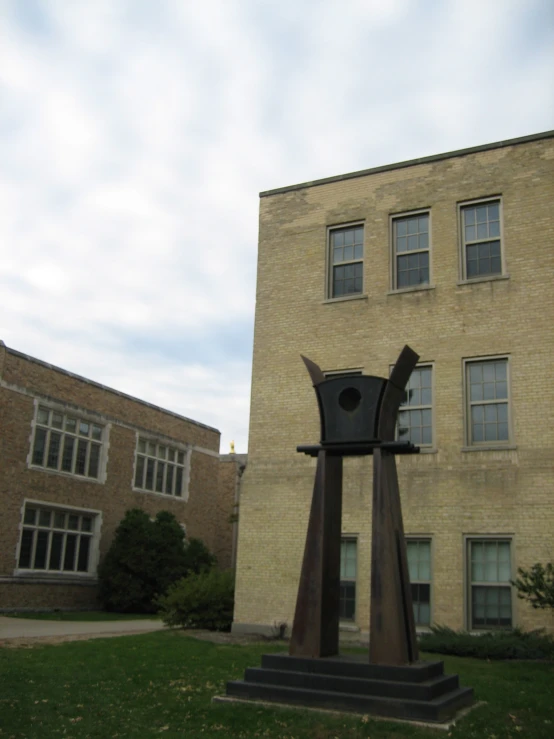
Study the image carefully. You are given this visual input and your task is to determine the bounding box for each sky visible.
[1,0,553,453]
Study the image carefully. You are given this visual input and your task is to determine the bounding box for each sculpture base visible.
[222,653,473,724]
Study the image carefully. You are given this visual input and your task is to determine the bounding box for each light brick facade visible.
[0,342,236,610]
[234,131,554,637]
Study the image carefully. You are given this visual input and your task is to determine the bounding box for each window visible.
[31,405,105,480]
[134,437,187,497]
[406,539,431,626]
[340,538,357,620]
[468,539,512,629]
[398,365,433,447]
[465,358,510,445]
[328,225,364,298]
[392,212,430,289]
[17,502,99,575]
[460,199,502,279]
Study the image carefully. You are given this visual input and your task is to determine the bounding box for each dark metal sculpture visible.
[290,345,420,665]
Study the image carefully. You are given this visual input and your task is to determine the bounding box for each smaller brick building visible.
[0,341,240,611]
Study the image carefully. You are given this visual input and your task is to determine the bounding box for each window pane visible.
[52,412,63,429]
[61,436,75,472]
[68,514,79,531]
[18,529,34,568]
[34,531,49,569]
[165,464,175,494]
[75,440,88,475]
[47,432,61,469]
[54,511,66,528]
[24,507,37,525]
[37,407,50,424]
[79,422,90,436]
[81,517,92,532]
[145,459,155,490]
[32,428,47,465]
[339,582,356,620]
[88,443,100,478]
[49,532,63,570]
[91,425,102,440]
[175,466,183,496]
[156,462,165,493]
[63,534,77,571]
[135,456,145,488]
[65,417,77,433]
[77,537,91,572]
[38,510,51,527]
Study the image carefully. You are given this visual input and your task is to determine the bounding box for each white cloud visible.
[0,0,553,452]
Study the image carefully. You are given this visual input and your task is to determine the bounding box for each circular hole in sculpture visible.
[338,387,362,412]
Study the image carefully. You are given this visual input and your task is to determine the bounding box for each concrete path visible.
[0,615,166,640]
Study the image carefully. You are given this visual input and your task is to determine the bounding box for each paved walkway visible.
[0,615,167,640]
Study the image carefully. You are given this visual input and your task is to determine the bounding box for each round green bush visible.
[157,569,235,631]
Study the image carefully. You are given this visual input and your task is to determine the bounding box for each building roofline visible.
[259,130,554,198]
[2,343,220,436]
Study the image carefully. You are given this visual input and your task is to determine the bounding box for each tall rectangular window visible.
[17,503,98,575]
[392,212,430,289]
[329,225,364,298]
[460,199,502,280]
[340,538,357,620]
[406,539,431,626]
[468,539,512,629]
[465,358,510,445]
[398,365,433,447]
[134,437,187,497]
[31,406,104,480]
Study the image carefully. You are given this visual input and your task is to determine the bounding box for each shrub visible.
[157,569,235,631]
[98,508,215,613]
[512,562,554,611]
[419,625,554,660]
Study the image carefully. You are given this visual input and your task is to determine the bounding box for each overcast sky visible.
[1,0,553,453]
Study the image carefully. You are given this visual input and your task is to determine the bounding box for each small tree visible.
[98,508,215,613]
[512,563,554,610]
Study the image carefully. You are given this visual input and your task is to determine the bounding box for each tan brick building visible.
[0,341,238,610]
[234,131,554,638]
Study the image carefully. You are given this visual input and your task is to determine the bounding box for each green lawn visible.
[6,611,161,621]
[1,631,552,738]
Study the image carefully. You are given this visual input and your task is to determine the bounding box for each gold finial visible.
[230,440,235,454]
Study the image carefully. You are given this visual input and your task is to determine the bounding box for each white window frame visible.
[458,196,505,282]
[465,536,514,630]
[340,536,358,622]
[326,222,365,300]
[133,434,191,500]
[406,537,432,627]
[396,363,434,449]
[14,499,102,579]
[390,209,432,291]
[28,400,108,483]
[463,355,512,448]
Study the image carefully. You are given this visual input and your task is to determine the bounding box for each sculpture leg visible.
[290,450,343,657]
[369,449,418,665]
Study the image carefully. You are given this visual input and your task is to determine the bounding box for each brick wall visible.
[0,342,226,610]
[234,133,554,636]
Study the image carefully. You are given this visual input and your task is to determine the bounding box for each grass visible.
[0,631,552,738]
[5,611,161,622]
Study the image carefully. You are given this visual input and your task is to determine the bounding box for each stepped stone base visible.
[219,653,474,724]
